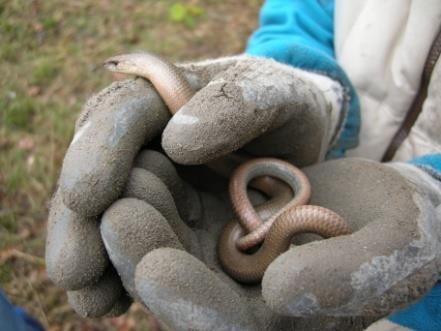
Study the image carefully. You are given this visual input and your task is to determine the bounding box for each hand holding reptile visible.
[45,53,441,331]
[104,52,351,284]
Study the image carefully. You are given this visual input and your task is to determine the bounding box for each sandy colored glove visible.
[263,159,441,316]
[55,55,344,217]
[91,151,382,330]
[51,147,441,330]
[45,55,354,327]
[117,155,441,331]
[48,138,441,330]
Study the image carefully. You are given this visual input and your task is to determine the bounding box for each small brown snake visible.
[104,52,351,283]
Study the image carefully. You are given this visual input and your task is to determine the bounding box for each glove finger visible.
[104,292,133,318]
[262,159,440,316]
[123,167,198,253]
[134,149,193,222]
[67,266,123,318]
[100,197,183,299]
[162,57,325,165]
[45,190,108,290]
[59,78,170,217]
[135,247,259,331]
[263,228,438,317]
[177,55,243,90]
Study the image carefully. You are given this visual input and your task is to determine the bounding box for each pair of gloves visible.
[46,55,441,330]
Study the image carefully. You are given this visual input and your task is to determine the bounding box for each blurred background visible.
[0,0,261,329]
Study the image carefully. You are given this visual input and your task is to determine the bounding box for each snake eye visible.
[103,60,119,70]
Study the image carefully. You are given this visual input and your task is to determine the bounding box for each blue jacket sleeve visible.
[0,291,44,331]
[389,282,441,331]
[245,0,360,158]
[410,154,441,182]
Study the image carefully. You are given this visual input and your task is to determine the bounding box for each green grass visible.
[2,95,36,130]
[31,57,60,86]
[0,0,261,329]
[168,2,204,27]
[0,264,12,286]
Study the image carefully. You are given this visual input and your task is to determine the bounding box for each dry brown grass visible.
[0,0,261,329]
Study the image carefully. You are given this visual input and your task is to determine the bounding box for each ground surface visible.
[0,1,261,329]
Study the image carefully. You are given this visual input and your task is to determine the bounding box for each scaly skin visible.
[218,205,351,283]
[230,158,311,250]
[104,52,351,283]
[104,53,193,113]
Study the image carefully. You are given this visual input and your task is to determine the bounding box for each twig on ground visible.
[0,248,46,266]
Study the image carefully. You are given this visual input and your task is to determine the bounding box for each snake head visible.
[103,53,152,76]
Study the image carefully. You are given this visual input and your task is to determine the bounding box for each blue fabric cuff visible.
[245,0,360,158]
[409,153,441,181]
[389,282,441,331]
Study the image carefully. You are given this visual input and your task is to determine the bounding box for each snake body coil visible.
[104,52,351,284]
[218,205,350,283]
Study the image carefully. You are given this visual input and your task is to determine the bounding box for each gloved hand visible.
[48,152,441,330]
[45,54,343,323]
[113,155,441,331]
[45,54,340,316]
[45,55,441,330]
[55,54,344,217]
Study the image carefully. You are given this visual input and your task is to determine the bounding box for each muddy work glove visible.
[114,157,441,331]
[46,56,360,324]
[54,54,346,217]
[117,157,441,331]
[48,147,441,330]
